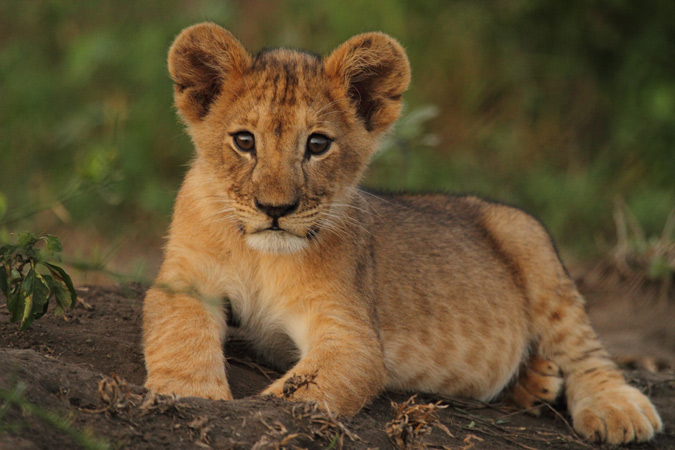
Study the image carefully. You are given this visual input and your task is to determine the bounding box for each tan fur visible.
[143,23,662,444]
[510,355,563,415]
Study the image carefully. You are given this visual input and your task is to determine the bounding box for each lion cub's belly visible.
[382,320,528,400]
[379,281,529,400]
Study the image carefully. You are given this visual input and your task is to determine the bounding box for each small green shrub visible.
[0,232,76,330]
[612,200,675,282]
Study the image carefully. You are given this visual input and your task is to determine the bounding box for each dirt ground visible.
[1,271,673,449]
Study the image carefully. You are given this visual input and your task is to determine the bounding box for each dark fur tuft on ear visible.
[325,33,410,135]
[168,23,250,124]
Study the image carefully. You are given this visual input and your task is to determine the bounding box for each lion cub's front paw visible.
[572,385,662,444]
[145,376,233,401]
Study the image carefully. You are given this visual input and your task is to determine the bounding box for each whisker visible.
[319,210,369,242]
[312,98,342,117]
[356,188,393,206]
[330,202,379,219]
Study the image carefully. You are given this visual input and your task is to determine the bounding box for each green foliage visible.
[0,380,109,450]
[0,0,672,261]
[0,233,77,330]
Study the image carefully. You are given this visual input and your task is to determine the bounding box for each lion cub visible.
[143,23,662,444]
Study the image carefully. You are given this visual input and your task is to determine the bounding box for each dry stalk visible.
[229,356,280,381]
[138,390,184,415]
[290,401,361,449]
[96,373,141,413]
[253,412,307,450]
[385,395,452,449]
[282,371,318,399]
[188,415,213,447]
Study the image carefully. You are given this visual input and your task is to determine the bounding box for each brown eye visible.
[306,134,332,157]
[232,131,255,153]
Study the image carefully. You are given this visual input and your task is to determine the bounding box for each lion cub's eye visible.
[231,131,255,154]
[306,134,332,158]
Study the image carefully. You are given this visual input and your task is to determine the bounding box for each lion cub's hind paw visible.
[510,356,563,416]
[572,385,662,444]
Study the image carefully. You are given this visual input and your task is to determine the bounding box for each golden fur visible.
[143,23,662,444]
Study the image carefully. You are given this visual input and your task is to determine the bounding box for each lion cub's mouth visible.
[264,225,284,232]
[245,228,310,254]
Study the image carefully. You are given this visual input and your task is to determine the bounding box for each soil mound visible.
[1,281,673,449]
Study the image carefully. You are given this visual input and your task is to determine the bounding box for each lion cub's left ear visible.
[325,33,410,136]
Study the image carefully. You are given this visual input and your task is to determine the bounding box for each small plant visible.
[0,379,109,450]
[0,232,77,330]
[612,200,675,278]
[611,199,674,304]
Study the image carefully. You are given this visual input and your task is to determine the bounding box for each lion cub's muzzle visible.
[254,198,300,229]
[243,198,315,253]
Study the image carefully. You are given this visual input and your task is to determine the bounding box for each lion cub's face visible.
[168,24,410,253]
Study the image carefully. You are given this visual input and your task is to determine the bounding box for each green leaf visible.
[2,234,76,330]
[17,231,37,247]
[0,263,8,297]
[43,274,71,316]
[18,268,50,330]
[33,272,52,320]
[43,235,63,254]
[0,244,14,260]
[7,289,23,322]
[19,269,35,330]
[20,268,33,295]
[43,262,77,309]
[20,293,34,330]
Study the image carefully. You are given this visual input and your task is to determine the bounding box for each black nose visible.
[254,199,299,219]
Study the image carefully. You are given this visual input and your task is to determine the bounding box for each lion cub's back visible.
[367,194,537,398]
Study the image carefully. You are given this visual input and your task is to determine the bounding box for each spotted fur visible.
[143,23,662,444]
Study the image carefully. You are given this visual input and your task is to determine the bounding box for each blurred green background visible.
[1,0,673,281]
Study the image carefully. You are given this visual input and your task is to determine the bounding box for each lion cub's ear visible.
[168,23,251,124]
[326,33,410,135]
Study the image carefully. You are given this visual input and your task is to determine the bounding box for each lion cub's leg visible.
[260,311,387,416]
[510,355,563,415]
[536,283,662,444]
[143,287,233,400]
[477,200,662,444]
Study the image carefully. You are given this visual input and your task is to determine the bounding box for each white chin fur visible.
[245,231,309,254]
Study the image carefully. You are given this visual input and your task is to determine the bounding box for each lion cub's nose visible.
[254,199,299,219]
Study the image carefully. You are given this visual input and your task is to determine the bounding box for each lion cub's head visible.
[169,23,410,253]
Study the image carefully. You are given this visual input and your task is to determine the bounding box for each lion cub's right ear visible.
[168,23,251,124]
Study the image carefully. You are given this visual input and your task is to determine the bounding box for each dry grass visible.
[385,395,452,449]
[434,397,594,450]
[610,198,674,304]
[95,373,184,416]
[281,371,318,399]
[252,400,361,450]
[290,401,360,448]
[97,374,133,412]
[253,414,305,450]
